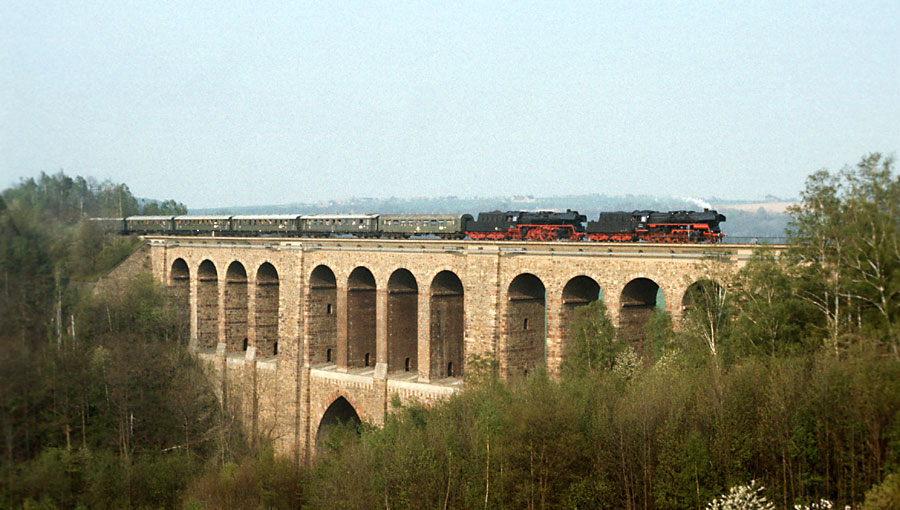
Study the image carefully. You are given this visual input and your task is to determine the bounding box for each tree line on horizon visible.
[1,154,899,509]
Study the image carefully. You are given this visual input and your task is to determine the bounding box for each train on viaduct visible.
[141,235,770,463]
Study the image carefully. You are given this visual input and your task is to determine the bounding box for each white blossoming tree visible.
[705,481,774,510]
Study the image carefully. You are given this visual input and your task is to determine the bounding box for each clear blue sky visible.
[2,1,898,208]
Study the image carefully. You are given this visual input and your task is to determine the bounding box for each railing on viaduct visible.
[147,236,781,461]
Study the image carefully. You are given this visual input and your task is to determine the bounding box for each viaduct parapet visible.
[147,236,771,462]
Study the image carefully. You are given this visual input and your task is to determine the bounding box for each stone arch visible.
[430,270,464,379]
[681,278,727,330]
[345,267,376,369]
[506,273,546,378]
[315,396,362,454]
[197,260,218,349]
[387,269,418,374]
[682,279,724,311]
[619,277,664,343]
[225,261,249,353]
[561,275,602,346]
[255,262,279,357]
[309,265,337,365]
[169,258,190,324]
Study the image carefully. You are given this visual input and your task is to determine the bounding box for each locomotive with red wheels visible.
[465,210,587,241]
[585,209,726,243]
[462,209,726,243]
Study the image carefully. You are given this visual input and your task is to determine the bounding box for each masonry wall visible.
[148,237,752,462]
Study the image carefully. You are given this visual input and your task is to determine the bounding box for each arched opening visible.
[682,279,724,312]
[387,269,418,374]
[346,267,376,369]
[255,263,279,357]
[197,260,218,349]
[619,278,665,343]
[309,265,338,365]
[169,258,190,328]
[681,278,727,334]
[430,271,464,379]
[225,261,249,352]
[506,273,546,379]
[561,276,602,345]
[315,397,362,455]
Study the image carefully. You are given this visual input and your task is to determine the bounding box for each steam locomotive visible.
[91,208,726,243]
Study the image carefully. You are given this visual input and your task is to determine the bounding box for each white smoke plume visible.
[681,196,712,210]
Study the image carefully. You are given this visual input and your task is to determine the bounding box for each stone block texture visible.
[147,236,752,462]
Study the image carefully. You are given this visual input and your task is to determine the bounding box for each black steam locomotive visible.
[93,208,725,243]
[586,210,726,243]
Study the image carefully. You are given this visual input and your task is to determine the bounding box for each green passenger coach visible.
[125,216,174,233]
[299,214,378,236]
[232,215,300,234]
[174,215,232,234]
[378,214,472,238]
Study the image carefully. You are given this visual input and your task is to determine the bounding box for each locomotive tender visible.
[92,208,725,243]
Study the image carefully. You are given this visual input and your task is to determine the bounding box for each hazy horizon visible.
[3,2,897,208]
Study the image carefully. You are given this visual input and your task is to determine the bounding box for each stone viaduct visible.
[146,235,768,463]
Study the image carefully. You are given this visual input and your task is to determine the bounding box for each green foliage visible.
[182,446,302,510]
[2,171,186,222]
[862,472,900,510]
[300,346,900,510]
[0,172,224,509]
[561,300,620,377]
[140,199,188,216]
[730,249,815,357]
[5,156,900,509]
[786,153,900,354]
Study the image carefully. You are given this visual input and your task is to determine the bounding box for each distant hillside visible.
[192,194,793,240]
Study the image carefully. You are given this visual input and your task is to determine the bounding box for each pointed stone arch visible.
[197,260,218,349]
[225,261,249,353]
[255,262,279,357]
[430,270,464,379]
[315,396,361,455]
[506,273,546,379]
[345,267,376,369]
[309,265,338,364]
[387,269,418,374]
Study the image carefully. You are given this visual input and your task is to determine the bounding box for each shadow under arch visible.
[387,269,418,374]
[681,279,728,339]
[197,259,218,349]
[619,277,664,343]
[169,258,190,326]
[346,267,376,369]
[561,275,602,344]
[315,396,362,455]
[309,265,337,364]
[506,273,546,379]
[430,270,464,379]
[225,261,248,352]
[681,279,724,311]
[256,262,279,357]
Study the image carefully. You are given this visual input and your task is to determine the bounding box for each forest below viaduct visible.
[2,154,900,509]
